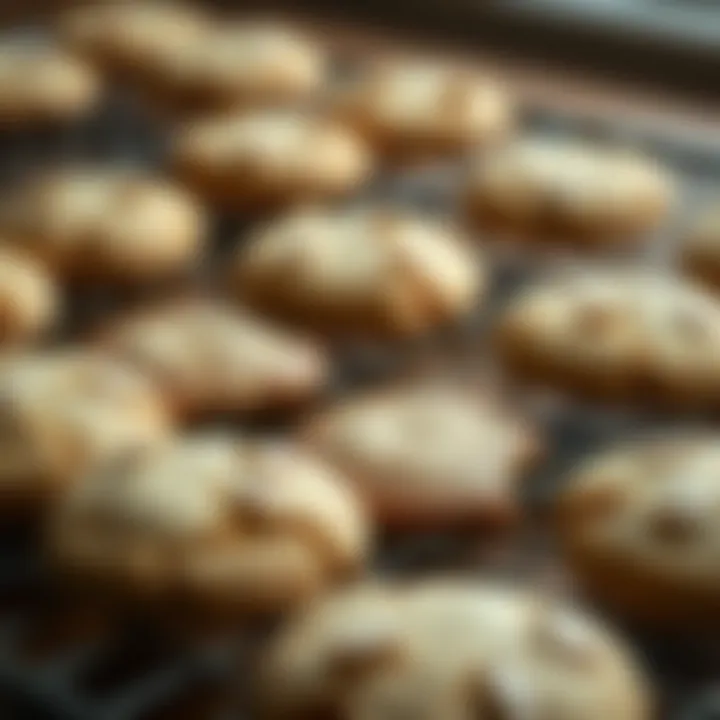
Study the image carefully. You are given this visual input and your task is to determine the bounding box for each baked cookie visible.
[0,42,99,127]
[681,202,720,291]
[145,21,326,114]
[302,381,539,527]
[171,110,372,211]
[464,139,674,244]
[0,167,205,283]
[495,270,720,408]
[50,433,369,615]
[97,300,328,419]
[233,207,482,337]
[60,1,208,83]
[338,60,512,160]
[0,247,60,345]
[558,436,720,631]
[0,351,170,514]
[259,581,649,720]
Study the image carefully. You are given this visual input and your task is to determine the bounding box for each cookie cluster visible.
[0,1,717,718]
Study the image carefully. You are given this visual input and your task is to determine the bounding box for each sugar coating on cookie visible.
[496,270,720,407]
[465,139,674,242]
[681,203,720,291]
[558,437,720,630]
[339,60,512,158]
[147,21,326,113]
[0,247,59,344]
[98,300,328,418]
[50,434,369,613]
[0,351,170,512]
[0,43,99,126]
[60,1,208,80]
[302,382,538,527]
[259,581,649,720]
[1,168,205,282]
[172,110,372,210]
[234,207,482,337]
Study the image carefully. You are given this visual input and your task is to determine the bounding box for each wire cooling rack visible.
[2,10,720,720]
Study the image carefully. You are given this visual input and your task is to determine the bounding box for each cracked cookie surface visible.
[464,139,673,244]
[259,581,649,720]
[50,433,370,615]
[495,270,720,408]
[234,207,482,337]
[558,436,720,631]
[302,381,539,527]
[98,300,328,419]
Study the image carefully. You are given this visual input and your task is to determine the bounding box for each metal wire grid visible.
[0,26,720,720]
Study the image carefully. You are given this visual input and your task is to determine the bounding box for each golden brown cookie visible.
[302,381,539,528]
[681,202,720,291]
[0,247,60,345]
[0,167,205,284]
[97,300,328,419]
[558,436,720,632]
[59,1,208,83]
[495,270,720,408]
[233,207,482,338]
[145,21,326,114]
[0,351,170,514]
[337,60,513,160]
[259,581,650,720]
[49,433,370,615]
[171,110,372,211]
[0,42,99,128]
[464,139,674,245]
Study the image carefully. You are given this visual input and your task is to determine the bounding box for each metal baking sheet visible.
[1,15,720,720]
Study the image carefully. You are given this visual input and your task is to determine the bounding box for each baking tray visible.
[291,0,720,103]
[2,10,720,720]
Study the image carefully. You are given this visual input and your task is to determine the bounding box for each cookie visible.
[0,43,100,127]
[681,202,720,291]
[259,581,649,720]
[233,207,482,337]
[49,433,369,615]
[60,1,208,83]
[0,167,205,284]
[171,110,372,211]
[464,139,674,244]
[495,270,720,408]
[338,60,512,160]
[558,436,720,631]
[145,21,326,114]
[97,300,328,419]
[0,247,60,344]
[302,381,539,527]
[0,351,170,514]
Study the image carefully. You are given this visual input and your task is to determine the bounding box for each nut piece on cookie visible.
[0,167,205,284]
[146,21,327,114]
[464,139,674,244]
[259,581,650,720]
[49,433,370,615]
[171,110,372,211]
[558,436,720,631]
[97,300,328,419]
[495,270,720,408]
[0,351,170,514]
[301,381,539,528]
[681,202,720,292]
[233,207,482,338]
[0,247,60,344]
[337,60,513,160]
[59,1,208,83]
[0,42,100,127]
